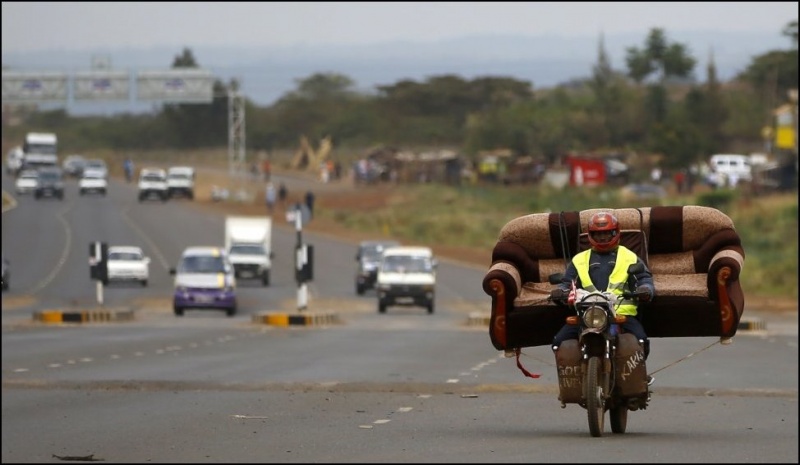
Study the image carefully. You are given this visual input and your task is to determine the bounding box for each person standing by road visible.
[305,190,315,218]
[278,182,288,209]
[265,182,277,216]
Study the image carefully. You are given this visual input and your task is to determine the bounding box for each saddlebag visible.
[614,333,648,398]
[555,339,583,404]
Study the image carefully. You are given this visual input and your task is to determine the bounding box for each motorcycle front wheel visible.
[610,404,628,434]
[585,356,605,437]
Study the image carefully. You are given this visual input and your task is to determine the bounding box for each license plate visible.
[195,295,214,303]
[240,271,254,278]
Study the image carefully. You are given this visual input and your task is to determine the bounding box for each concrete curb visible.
[251,311,340,326]
[33,308,135,324]
[466,312,768,332]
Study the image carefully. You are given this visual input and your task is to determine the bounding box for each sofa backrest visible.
[493,205,740,281]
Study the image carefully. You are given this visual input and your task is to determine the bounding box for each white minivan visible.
[376,246,437,314]
[708,154,752,187]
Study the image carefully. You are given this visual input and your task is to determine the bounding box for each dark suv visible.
[355,240,399,295]
[34,167,65,200]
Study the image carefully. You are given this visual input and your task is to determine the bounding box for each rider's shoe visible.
[647,375,655,386]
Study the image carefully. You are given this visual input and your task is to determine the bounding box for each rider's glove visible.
[550,288,567,302]
[635,285,653,302]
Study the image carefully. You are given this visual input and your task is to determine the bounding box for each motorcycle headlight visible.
[582,306,608,329]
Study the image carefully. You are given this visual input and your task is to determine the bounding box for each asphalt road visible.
[2,170,797,463]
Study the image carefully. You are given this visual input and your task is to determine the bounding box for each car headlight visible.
[176,286,187,293]
[582,306,608,329]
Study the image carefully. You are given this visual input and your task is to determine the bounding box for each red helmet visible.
[588,211,620,253]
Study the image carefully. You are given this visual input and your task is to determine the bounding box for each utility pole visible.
[228,89,246,179]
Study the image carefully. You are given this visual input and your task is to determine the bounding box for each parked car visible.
[14,169,39,195]
[79,169,108,196]
[106,246,150,286]
[34,167,65,200]
[62,154,87,178]
[170,246,237,317]
[355,240,400,295]
[83,159,108,179]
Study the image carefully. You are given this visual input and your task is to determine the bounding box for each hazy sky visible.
[2,1,798,53]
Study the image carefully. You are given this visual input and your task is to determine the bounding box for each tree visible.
[625,28,696,84]
[158,47,228,148]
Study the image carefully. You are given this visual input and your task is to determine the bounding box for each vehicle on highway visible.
[79,169,108,196]
[62,154,87,178]
[6,146,24,175]
[137,167,169,202]
[83,159,109,179]
[376,246,437,314]
[106,246,150,286]
[166,166,195,199]
[225,216,273,286]
[355,240,400,295]
[34,167,65,200]
[170,246,237,317]
[14,169,39,195]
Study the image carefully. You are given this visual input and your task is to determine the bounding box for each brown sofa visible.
[482,206,746,351]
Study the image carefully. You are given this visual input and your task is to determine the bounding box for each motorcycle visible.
[549,263,651,437]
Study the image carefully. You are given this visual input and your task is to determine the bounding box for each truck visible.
[166,166,196,199]
[22,132,58,170]
[137,167,169,202]
[225,216,273,286]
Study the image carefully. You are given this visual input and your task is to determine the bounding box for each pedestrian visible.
[278,182,288,208]
[262,158,271,182]
[305,190,315,218]
[265,182,276,215]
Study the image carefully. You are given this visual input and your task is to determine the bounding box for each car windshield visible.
[229,245,266,255]
[179,255,227,273]
[169,173,191,180]
[381,255,432,273]
[108,252,143,261]
[362,244,396,261]
[38,171,61,181]
[142,174,164,182]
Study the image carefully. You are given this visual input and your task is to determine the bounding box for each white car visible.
[83,159,109,179]
[79,169,108,196]
[14,169,39,195]
[106,246,150,286]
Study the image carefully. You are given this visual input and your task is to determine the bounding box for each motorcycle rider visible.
[550,211,656,373]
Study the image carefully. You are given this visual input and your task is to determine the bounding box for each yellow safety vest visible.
[571,247,639,316]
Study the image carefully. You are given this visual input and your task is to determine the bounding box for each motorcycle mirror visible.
[548,273,564,285]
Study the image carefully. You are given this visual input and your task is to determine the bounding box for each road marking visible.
[25,204,73,294]
[120,206,171,272]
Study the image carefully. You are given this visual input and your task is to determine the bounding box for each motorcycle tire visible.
[610,404,628,434]
[586,356,605,437]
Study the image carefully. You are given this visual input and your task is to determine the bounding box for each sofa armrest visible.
[483,262,522,351]
[708,249,744,281]
[707,249,746,339]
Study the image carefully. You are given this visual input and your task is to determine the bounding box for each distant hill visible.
[1,30,790,115]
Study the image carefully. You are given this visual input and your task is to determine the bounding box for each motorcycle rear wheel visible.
[585,356,605,437]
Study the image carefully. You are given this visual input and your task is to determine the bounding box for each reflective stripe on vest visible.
[571,247,639,316]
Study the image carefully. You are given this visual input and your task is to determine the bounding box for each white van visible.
[708,154,752,187]
[166,166,195,200]
[376,246,437,314]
